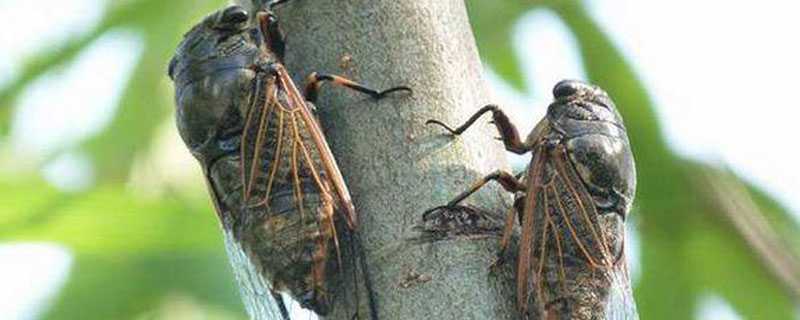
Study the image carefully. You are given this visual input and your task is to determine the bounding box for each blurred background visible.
[1,0,798,319]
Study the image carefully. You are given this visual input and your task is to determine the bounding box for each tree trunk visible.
[230,0,520,319]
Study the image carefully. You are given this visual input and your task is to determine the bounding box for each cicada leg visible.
[448,170,525,207]
[426,104,534,154]
[303,73,412,103]
[421,170,526,271]
[489,202,521,274]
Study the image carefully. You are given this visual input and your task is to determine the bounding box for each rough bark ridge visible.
[229,0,520,319]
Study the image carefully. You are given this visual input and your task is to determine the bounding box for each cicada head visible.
[169,5,265,84]
[232,0,288,59]
[547,80,637,216]
[548,79,624,128]
[168,5,271,166]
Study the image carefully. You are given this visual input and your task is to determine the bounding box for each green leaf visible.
[0,177,65,236]
[82,0,222,182]
[0,178,246,319]
[747,182,800,255]
[688,212,795,320]
[465,0,538,91]
[0,34,101,136]
[0,0,222,181]
[548,1,800,319]
[43,253,244,320]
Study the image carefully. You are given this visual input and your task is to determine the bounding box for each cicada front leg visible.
[303,73,411,103]
[427,104,534,154]
[421,169,526,272]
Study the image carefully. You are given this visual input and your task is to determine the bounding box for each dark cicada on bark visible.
[168,2,409,318]
[425,80,638,319]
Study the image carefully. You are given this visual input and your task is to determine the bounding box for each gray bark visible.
[231,0,520,319]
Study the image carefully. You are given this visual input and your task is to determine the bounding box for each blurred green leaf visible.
[0,177,245,319]
[465,0,537,91]
[747,182,800,255]
[0,177,65,235]
[82,0,221,182]
[44,254,244,320]
[0,27,106,135]
[546,1,799,318]
[688,208,795,320]
[0,0,221,181]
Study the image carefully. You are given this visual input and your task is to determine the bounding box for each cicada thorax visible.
[522,81,637,319]
[548,91,634,266]
[169,4,276,170]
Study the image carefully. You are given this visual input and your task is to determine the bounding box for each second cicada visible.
[425,80,638,319]
[168,1,409,318]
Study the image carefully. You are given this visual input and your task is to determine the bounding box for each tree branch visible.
[278,1,518,319]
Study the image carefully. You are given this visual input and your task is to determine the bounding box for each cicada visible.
[168,1,409,318]
[425,80,638,319]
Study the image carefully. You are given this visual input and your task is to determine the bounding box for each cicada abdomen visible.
[169,1,409,318]
[425,80,638,320]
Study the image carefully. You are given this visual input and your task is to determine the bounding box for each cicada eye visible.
[553,79,585,99]
[221,6,249,25]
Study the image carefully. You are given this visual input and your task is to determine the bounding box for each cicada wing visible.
[549,146,614,268]
[517,145,550,316]
[549,145,638,319]
[241,70,348,251]
[279,68,381,317]
[605,259,639,320]
[238,71,349,314]
[276,66,358,230]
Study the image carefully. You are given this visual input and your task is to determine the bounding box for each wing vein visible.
[551,178,599,267]
[244,79,277,203]
[275,65,357,229]
[289,115,306,222]
[553,147,613,266]
[260,106,286,208]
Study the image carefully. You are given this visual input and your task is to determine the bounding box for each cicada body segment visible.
[548,80,636,219]
[170,5,277,170]
[169,4,348,316]
[425,79,639,319]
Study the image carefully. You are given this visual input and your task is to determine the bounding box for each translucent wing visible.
[605,260,639,320]
[279,65,356,228]
[240,66,354,230]
[516,144,547,316]
[236,66,356,314]
[519,144,639,320]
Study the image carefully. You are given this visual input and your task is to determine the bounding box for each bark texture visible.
[279,2,518,319]
[230,0,521,319]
